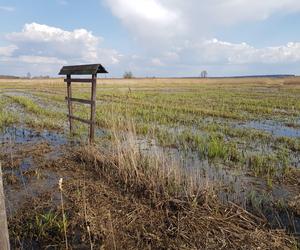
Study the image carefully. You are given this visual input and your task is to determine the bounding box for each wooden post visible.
[0,163,10,250]
[66,74,73,134]
[89,74,97,143]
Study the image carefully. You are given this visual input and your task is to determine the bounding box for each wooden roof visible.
[59,64,108,75]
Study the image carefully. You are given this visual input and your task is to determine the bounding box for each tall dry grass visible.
[71,123,296,249]
[76,126,207,207]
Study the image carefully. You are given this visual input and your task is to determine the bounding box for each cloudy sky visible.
[1,0,300,77]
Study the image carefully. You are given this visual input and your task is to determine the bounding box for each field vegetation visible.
[0,77,300,248]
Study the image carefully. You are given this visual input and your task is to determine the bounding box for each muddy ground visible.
[0,126,299,249]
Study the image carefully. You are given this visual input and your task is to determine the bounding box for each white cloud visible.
[190,39,300,65]
[109,0,177,23]
[182,0,300,27]
[0,45,18,56]
[151,39,300,67]
[0,6,15,12]
[0,55,66,64]
[151,58,164,66]
[7,23,109,63]
[2,23,122,76]
[105,0,300,40]
[102,0,300,76]
[103,0,300,51]
[18,56,67,64]
[104,0,182,43]
[115,39,300,77]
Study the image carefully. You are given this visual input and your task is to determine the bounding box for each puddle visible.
[4,170,61,216]
[20,158,32,172]
[236,120,300,138]
[2,91,33,98]
[1,91,65,113]
[2,100,24,114]
[129,136,298,198]
[0,126,74,216]
[132,136,300,235]
[0,126,68,145]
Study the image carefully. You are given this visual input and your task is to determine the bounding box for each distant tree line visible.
[0,75,20,79]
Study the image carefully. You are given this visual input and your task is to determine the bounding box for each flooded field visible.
[0,77,300,248]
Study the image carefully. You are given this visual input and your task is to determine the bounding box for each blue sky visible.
[1,0,300,77]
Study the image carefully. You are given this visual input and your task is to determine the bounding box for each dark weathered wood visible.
[67,115,95,125]
[65,97,95,105]
[66,75,73,133]
[59,64,108,75]
[64,78,93,83]
[89,74,97,143]
[60,64,106,144]
[0,163,10,250]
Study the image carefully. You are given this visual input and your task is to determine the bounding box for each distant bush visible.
[201,70,208,78]
[123,71,133,79]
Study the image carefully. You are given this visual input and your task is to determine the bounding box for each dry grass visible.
[1,76,300,89]
[4,123,298,249]
[58,127,297,249]
[66,143,296,249]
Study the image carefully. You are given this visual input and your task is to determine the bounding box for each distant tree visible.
[123,71,133,79]
[201,70,208,78]
[26,72,31,79]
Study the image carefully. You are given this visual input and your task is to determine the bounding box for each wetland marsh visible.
[0,77,300,248]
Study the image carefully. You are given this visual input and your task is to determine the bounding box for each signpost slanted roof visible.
[59,64,108,75]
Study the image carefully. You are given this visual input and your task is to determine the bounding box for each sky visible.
[1,0,300,77]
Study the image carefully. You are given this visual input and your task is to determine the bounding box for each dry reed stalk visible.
[83,166,93,250]
[108,211,117,250]
[59,178,68,250]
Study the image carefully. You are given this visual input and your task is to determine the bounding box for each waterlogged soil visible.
[236,120,300,138]
[1,126,68,145]
[1,91,66,116]
[0,127,78,215]
[135,137,300,233]
[1,126,300,243]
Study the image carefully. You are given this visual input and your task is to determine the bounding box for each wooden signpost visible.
[0,163,10,250]
[59,64,108,143]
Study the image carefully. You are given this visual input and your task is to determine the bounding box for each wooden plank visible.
[64,78,93,83]
[0,163,10,250]
[66,75,73,133]
[65,97,95,105]
[89,74,97,143]
[67,115,95,125]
